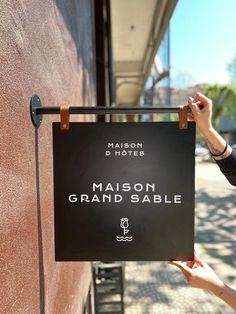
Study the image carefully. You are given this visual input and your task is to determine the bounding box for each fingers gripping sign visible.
[168,259,193,281]
[169,253,224,292]
[188,93,213,135]
[187,91,233,164]
[169,252,236,310]
[195,92,213,109]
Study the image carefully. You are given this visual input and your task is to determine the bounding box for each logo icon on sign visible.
[116,217,133,242]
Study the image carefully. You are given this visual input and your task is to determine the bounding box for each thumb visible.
[194,253,205,267]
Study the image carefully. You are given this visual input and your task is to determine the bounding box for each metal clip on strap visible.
[179,105,188,129]
[60,104,70,130]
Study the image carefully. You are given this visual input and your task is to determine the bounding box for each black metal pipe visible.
[36,106,189,115]
[30,95,191,127]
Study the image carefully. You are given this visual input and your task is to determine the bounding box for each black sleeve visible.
[215,148,236,187]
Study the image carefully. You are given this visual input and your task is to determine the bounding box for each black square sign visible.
[53,122,195,261]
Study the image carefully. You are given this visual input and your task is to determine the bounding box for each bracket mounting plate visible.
[30,95,42,127]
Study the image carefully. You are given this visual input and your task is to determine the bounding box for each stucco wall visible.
[0,0,96,313]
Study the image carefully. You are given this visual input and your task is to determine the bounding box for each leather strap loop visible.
[179,105,188,129]
[60,104,70,130]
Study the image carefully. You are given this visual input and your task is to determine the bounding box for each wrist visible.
[198,125,215,138]
[209,280,225,297]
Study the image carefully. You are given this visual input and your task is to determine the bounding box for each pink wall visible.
[0,0,96,313]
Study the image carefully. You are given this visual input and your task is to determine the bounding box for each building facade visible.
[0,0,177,313]
[0,0,97,313]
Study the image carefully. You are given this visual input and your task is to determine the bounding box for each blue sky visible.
[170,0,236,87]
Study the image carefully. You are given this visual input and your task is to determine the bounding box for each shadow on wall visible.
[34,2,97,311]
[55,0,96,103]
[35,128,45,314]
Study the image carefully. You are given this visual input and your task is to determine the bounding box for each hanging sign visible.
[53,122,195,261]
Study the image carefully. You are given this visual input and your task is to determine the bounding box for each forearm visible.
[211,283,236,310]
[199,127,232,160]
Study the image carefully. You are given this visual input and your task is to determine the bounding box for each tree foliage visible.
[228,54,236,85]
[203,84,236,127]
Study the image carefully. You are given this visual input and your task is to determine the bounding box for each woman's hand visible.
[188,92,232,160]
[168,253,224,294]
[169,254,236,310]
[188,92,213,136]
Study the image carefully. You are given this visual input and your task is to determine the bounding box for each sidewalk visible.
[124,162,236,313]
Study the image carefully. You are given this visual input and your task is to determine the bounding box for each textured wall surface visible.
[0,0,96,313]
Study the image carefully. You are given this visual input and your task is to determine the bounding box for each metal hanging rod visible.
[37,106,184,114]
[30,95,190,127]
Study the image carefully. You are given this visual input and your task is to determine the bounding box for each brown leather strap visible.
[179,105,188,129]
[60,104,70,130]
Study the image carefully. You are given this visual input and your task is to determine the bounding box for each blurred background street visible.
[124,161,236,314]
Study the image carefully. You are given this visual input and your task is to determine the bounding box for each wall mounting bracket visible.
[30,94,190,128]
[30,95,43,127]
